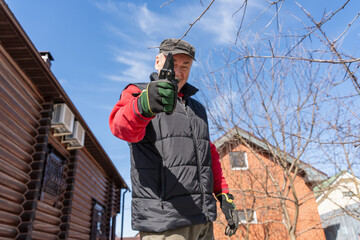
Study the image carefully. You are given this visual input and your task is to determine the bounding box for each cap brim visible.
[162,50,196,61]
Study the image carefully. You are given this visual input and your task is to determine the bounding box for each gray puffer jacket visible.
[129,73,217,232]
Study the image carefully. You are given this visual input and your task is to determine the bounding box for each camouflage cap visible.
[159,38,196,60]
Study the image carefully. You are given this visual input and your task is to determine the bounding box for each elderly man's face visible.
[155,53,193,92]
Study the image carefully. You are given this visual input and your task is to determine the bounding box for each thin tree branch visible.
[296,1,360,94]
[178,0,215,41]
[333,11,360,44]
[160,0,176,8]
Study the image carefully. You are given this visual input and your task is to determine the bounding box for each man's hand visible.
[216,193,239,237]
[138,80,176,117]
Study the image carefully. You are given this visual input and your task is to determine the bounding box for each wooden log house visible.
[0,1,128,239]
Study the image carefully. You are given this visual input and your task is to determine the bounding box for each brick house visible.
[213,127,327,240]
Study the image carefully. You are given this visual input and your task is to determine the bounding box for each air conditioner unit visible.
[62,121,85,150]
[51,103,75,136]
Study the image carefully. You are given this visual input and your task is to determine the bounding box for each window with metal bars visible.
[42,152,66,197]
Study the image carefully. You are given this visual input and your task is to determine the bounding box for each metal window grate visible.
[43,153,66,196]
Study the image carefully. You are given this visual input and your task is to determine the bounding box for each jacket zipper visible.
[158,107,167,209]
[160,160,165,208]
[180,98,208,221]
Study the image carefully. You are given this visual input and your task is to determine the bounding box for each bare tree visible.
[160,0,360,238]
[190,1,360,239]
[203,41,340,239]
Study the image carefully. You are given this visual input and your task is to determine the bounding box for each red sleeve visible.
[109,85,154,143]
[211,141,229,195]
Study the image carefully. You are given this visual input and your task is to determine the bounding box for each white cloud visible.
[96,0,268,45]
[96,2,165,37]
[136,4,159,35]
[106,49,154,83]
[95,0,268,83]
[198,0,267,45]
[106,25,133,41]
[95,1,191,39]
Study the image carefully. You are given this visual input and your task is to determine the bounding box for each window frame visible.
[40,148,67,207]
[229,151,249,170]
[42,152,66,196]
[237,209,257,224]
[91,200,107,240]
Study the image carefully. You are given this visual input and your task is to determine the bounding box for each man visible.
[109,39,238,239]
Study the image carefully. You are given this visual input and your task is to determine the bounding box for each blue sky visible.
[6,0,360,237]
[6,0,255,236]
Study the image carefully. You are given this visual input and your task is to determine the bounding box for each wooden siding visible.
[0,0,127,192]
[59,150,78,240]
[32,201,62,240]
[68,149,108,239]
[0,2,126,239]
[31,134,69,240]
[0,46,42,239]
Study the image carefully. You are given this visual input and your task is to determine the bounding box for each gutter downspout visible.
[120,189,128,240]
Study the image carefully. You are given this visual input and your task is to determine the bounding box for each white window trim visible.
[231,152,249,170]
[238,209,258,224]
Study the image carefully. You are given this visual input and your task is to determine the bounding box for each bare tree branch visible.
[296,1,360,94]
[333,11,360,44]
[178,0,215,41]
[160,0,176,8]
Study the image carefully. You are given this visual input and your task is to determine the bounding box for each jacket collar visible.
[180,82,198,100]
[150,72,198,100]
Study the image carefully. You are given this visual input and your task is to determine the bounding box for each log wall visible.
[0,45,42,239]
[68,149,108,239]
[0,5,125,238]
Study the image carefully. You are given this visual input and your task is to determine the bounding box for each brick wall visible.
[213,143,325,240]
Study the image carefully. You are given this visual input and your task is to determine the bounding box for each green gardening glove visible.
[138,80,176,117]
[216,193,239,237]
